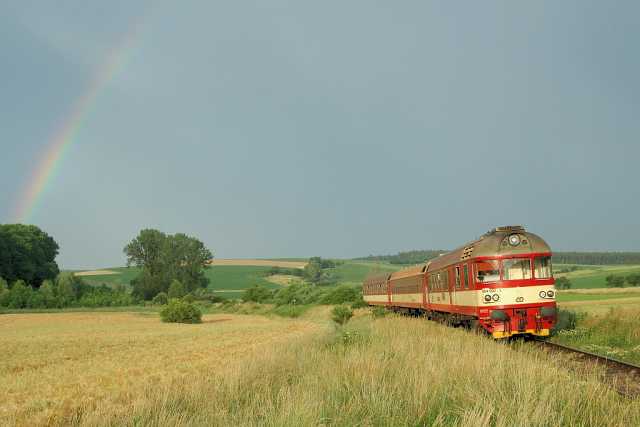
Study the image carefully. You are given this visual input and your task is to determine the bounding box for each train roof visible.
[363,272,392,286]
[388,264,427,280]
[427,226,551,271]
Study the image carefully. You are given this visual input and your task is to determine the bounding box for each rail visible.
[532,339,640,398]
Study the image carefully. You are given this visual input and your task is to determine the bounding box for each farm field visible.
[2,309,639,426]
[0,310,325,425]
[554,264,640,288]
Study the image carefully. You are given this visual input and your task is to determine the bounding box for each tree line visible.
[358,250,640,265]
[0,273,133,309]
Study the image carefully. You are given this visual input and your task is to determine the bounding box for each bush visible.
[243,285,274,303]
[351,298,368,309]
[182,293,195,303]
[160,299,202,324]
[319,285,360,305]
[152,292,168,305]
[371,306,387,318]
[555,277,572,290]
[331,305,353,326]
[553,309,582,333]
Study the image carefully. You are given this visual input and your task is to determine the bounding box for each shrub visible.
[555,277,572,290]
[182,293,195,303]
[152,292,168,305]
[319,285,360,305]
[243,285,274,303]
[371,306,387,318]
[160,299,202,324]
[351,298,368,309]
[331,305,353,326]
[553,309,581,333]
[168,280,186,299]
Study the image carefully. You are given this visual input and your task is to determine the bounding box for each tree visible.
[39,279,57,308]
[124,229,213,300]
[555,277,572,290]
[168,280,186,299]
[303,257,337,286]
[626,273,640,287]
[8,280,33,308]
[0,224,59,287]
[56,272,80,306]
[0,277,9,306]
[605,274,625,288]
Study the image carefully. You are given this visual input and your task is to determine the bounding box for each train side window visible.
[534,256,552,279]
[474,260,500,283]
[463,264,469,289]
[455,267,461,289]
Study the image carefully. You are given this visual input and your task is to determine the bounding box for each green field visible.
[331,261,400,284]
[554,264,640,288]
[74,261,640,301]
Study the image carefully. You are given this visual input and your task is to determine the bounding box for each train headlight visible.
[484,295,492,302]
[546,290,555,298]
[508,234,521,246]
[539,291,547,298]
[492,294,500,302]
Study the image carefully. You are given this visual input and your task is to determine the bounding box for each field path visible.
[0,312,324,425]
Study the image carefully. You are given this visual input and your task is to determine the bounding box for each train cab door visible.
[448,268,454,306]
[452,266,462,309]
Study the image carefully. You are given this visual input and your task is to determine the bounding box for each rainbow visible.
[12,21,143,224]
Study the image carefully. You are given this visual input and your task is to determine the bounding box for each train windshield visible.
[534,256,552,278]
[502,258,532,280]
[475,260,500,283]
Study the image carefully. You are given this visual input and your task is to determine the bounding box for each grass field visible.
[554,264,640,288]
[2,309,639,426]
[74,261,640,303]
[331,260,400,284]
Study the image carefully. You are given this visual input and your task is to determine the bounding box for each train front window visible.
[502,258,532,280]
[534,256,552,279]
[475,260,500,283]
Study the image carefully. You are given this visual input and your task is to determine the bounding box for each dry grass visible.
[264,274,303,286]
[0,312,323,426]
[206,259,307,269]
[2,311,639,426]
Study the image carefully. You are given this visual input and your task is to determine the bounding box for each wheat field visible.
[2,310,639,426]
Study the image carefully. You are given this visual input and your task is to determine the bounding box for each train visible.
[362,226,557,338]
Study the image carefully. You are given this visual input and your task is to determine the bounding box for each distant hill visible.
[356,250,640,266]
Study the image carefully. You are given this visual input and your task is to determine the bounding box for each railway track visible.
[532,339,640,398]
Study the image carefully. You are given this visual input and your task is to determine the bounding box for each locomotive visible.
[362,226,556,338]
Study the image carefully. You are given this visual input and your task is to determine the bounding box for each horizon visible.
[2,2,639,269]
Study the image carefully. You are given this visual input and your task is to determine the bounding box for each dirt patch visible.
[75,270,120,277]
[207,259,307,269]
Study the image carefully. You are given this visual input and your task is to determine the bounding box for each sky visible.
[1,1,639,269]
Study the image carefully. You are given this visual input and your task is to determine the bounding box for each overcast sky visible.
[1,1,639,269]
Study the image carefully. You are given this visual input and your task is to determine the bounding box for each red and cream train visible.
[362,226,557,338]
